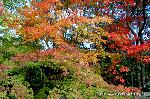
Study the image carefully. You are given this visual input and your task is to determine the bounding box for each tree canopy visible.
[0,0,150,98]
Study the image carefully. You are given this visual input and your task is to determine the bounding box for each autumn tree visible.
[8,0,150,89]
[99,0,150,89]
[1,0,149,98]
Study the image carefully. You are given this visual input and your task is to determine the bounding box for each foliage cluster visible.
[0,0,150,98]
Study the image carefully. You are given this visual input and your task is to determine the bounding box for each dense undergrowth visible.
[0,36,138,98]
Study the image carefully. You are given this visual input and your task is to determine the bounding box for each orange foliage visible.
[15,1,113,43]
[114,84,141,93]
